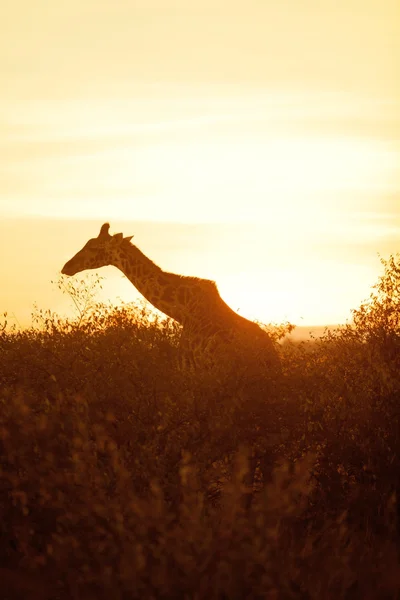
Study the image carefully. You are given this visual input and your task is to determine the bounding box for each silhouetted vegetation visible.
[1,256,400,599]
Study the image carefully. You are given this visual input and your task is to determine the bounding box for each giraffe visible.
[61,222,280,377]
[62,222,281,507]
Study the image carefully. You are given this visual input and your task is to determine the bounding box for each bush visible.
[0,258,400,598]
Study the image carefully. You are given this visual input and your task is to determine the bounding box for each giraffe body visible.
[62,223,280,376]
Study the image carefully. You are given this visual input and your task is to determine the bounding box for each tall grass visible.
[0,257,399,599]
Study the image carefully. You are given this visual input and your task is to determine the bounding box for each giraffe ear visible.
[98,223,111,239]
[123,235,133,243]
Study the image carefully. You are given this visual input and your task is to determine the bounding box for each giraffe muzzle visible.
[61,260,77,276]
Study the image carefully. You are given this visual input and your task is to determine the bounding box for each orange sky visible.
[1,1,399,328]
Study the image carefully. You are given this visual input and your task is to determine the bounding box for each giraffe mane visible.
[119,239,217,290]
[179,275,219,293]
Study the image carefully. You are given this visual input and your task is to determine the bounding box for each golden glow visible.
[1,1,399,328]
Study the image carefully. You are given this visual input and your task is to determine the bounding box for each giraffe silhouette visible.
[62,222,282,508]
[61,223,280,378]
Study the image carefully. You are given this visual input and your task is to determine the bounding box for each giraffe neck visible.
[111,242,185,323]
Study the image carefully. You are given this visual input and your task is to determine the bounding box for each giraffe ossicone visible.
[61,222,280,375]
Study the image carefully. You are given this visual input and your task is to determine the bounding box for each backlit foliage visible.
[0,257,399,598]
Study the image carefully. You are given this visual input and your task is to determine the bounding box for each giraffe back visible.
[179,281,280,380]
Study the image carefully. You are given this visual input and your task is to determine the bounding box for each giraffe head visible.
[61,223,133,276]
